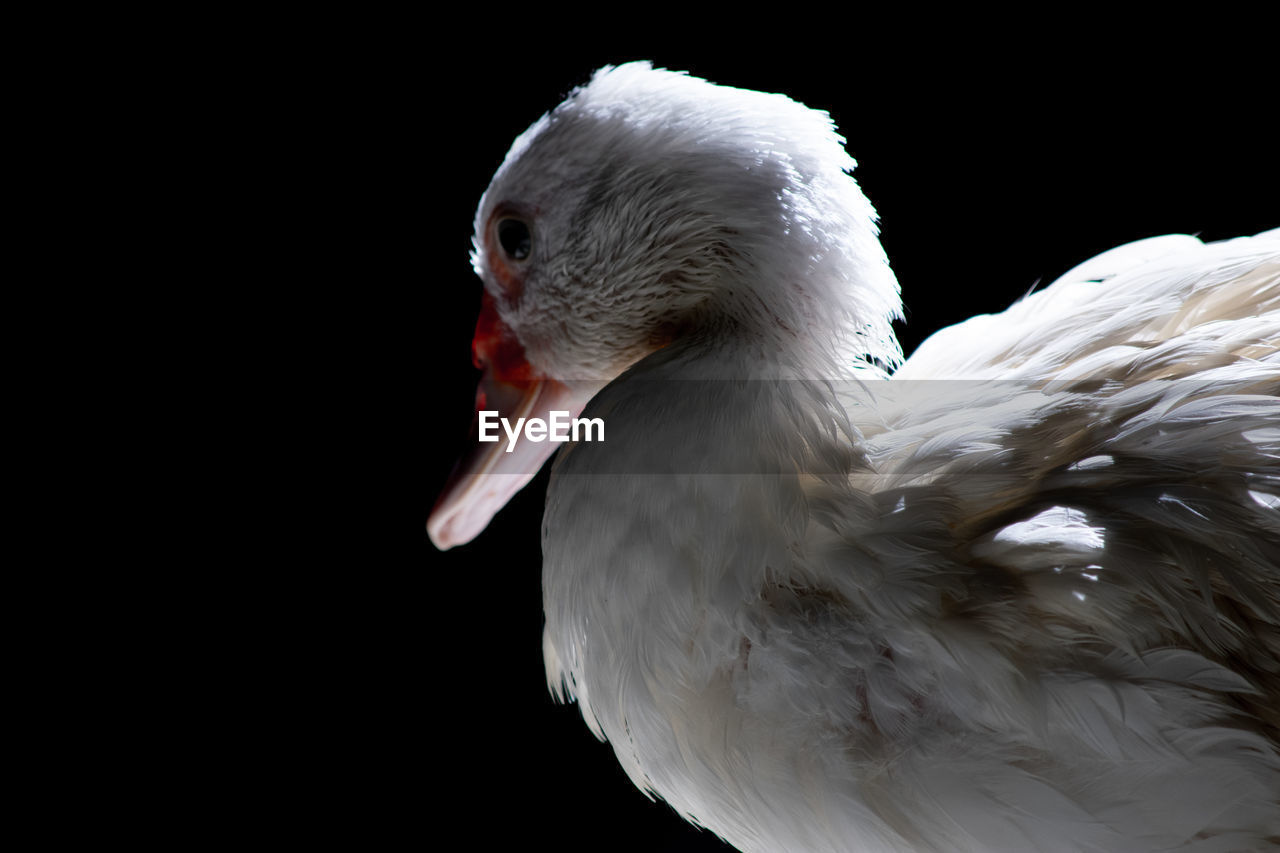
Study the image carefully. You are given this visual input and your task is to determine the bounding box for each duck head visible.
[428,62,902,549]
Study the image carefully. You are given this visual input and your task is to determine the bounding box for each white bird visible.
[428,63,1280,852]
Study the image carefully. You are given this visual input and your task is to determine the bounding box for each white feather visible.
[436,63,1280,852]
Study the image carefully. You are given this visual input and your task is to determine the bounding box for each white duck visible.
[428,63,1280,852]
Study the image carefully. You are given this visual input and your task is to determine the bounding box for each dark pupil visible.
[497,219,531,260]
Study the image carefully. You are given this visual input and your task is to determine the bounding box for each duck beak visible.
[427,374,588,549]
[428,292,594,550]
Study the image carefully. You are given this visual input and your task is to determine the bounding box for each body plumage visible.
[430,64,1280,851]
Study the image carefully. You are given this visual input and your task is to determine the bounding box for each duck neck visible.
[689,236,903,381]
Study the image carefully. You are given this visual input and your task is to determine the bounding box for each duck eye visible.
[497,218,532,261]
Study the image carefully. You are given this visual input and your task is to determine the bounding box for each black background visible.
[402,40,1277,851]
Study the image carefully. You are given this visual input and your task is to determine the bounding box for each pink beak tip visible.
[426,499,482,551]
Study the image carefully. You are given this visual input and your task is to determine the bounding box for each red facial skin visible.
[473,209,539,397]
[472,290,536,383]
